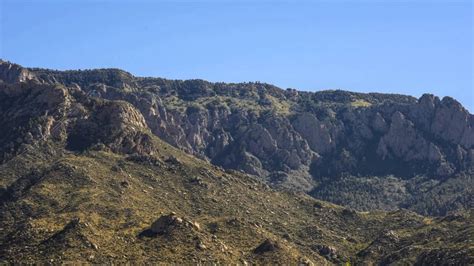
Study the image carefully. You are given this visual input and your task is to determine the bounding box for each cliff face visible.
[1,60,472,215]
[0,72,155,163]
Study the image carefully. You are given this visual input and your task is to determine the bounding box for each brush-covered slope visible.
[0,60,473,217]
[0,79,472,264]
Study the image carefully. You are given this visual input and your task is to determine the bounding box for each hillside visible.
[2,60,472,216]
[0,73,472,264]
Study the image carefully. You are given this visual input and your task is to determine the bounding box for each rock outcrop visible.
[150,213,184,234]
[254,239,281,254]
[0,76,156,162]
[0,60,37,83]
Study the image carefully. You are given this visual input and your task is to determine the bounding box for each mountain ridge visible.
[0,60,473,216]
[0,69,472,263]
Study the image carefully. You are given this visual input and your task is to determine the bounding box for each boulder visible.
[314,244,338,258]
[150,213,184,234]
[254,239,280,254]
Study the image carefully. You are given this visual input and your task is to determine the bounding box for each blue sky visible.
[1,0,473,111]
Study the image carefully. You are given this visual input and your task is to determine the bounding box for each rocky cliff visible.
[1,60,472,215]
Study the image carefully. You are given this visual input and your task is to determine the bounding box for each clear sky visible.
[1,0,473,112]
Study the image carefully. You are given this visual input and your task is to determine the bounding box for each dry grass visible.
[351,99,372,108]
[0,139,471,264]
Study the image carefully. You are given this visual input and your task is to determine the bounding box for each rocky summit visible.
[0,59,472,264]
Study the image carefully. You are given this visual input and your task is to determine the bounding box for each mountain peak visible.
[0,60,37,83]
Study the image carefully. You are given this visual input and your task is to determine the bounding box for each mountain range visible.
[0,60,472,264]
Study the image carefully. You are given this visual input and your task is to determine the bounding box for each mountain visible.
[0,60,472,264]
[2,60,472,216]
